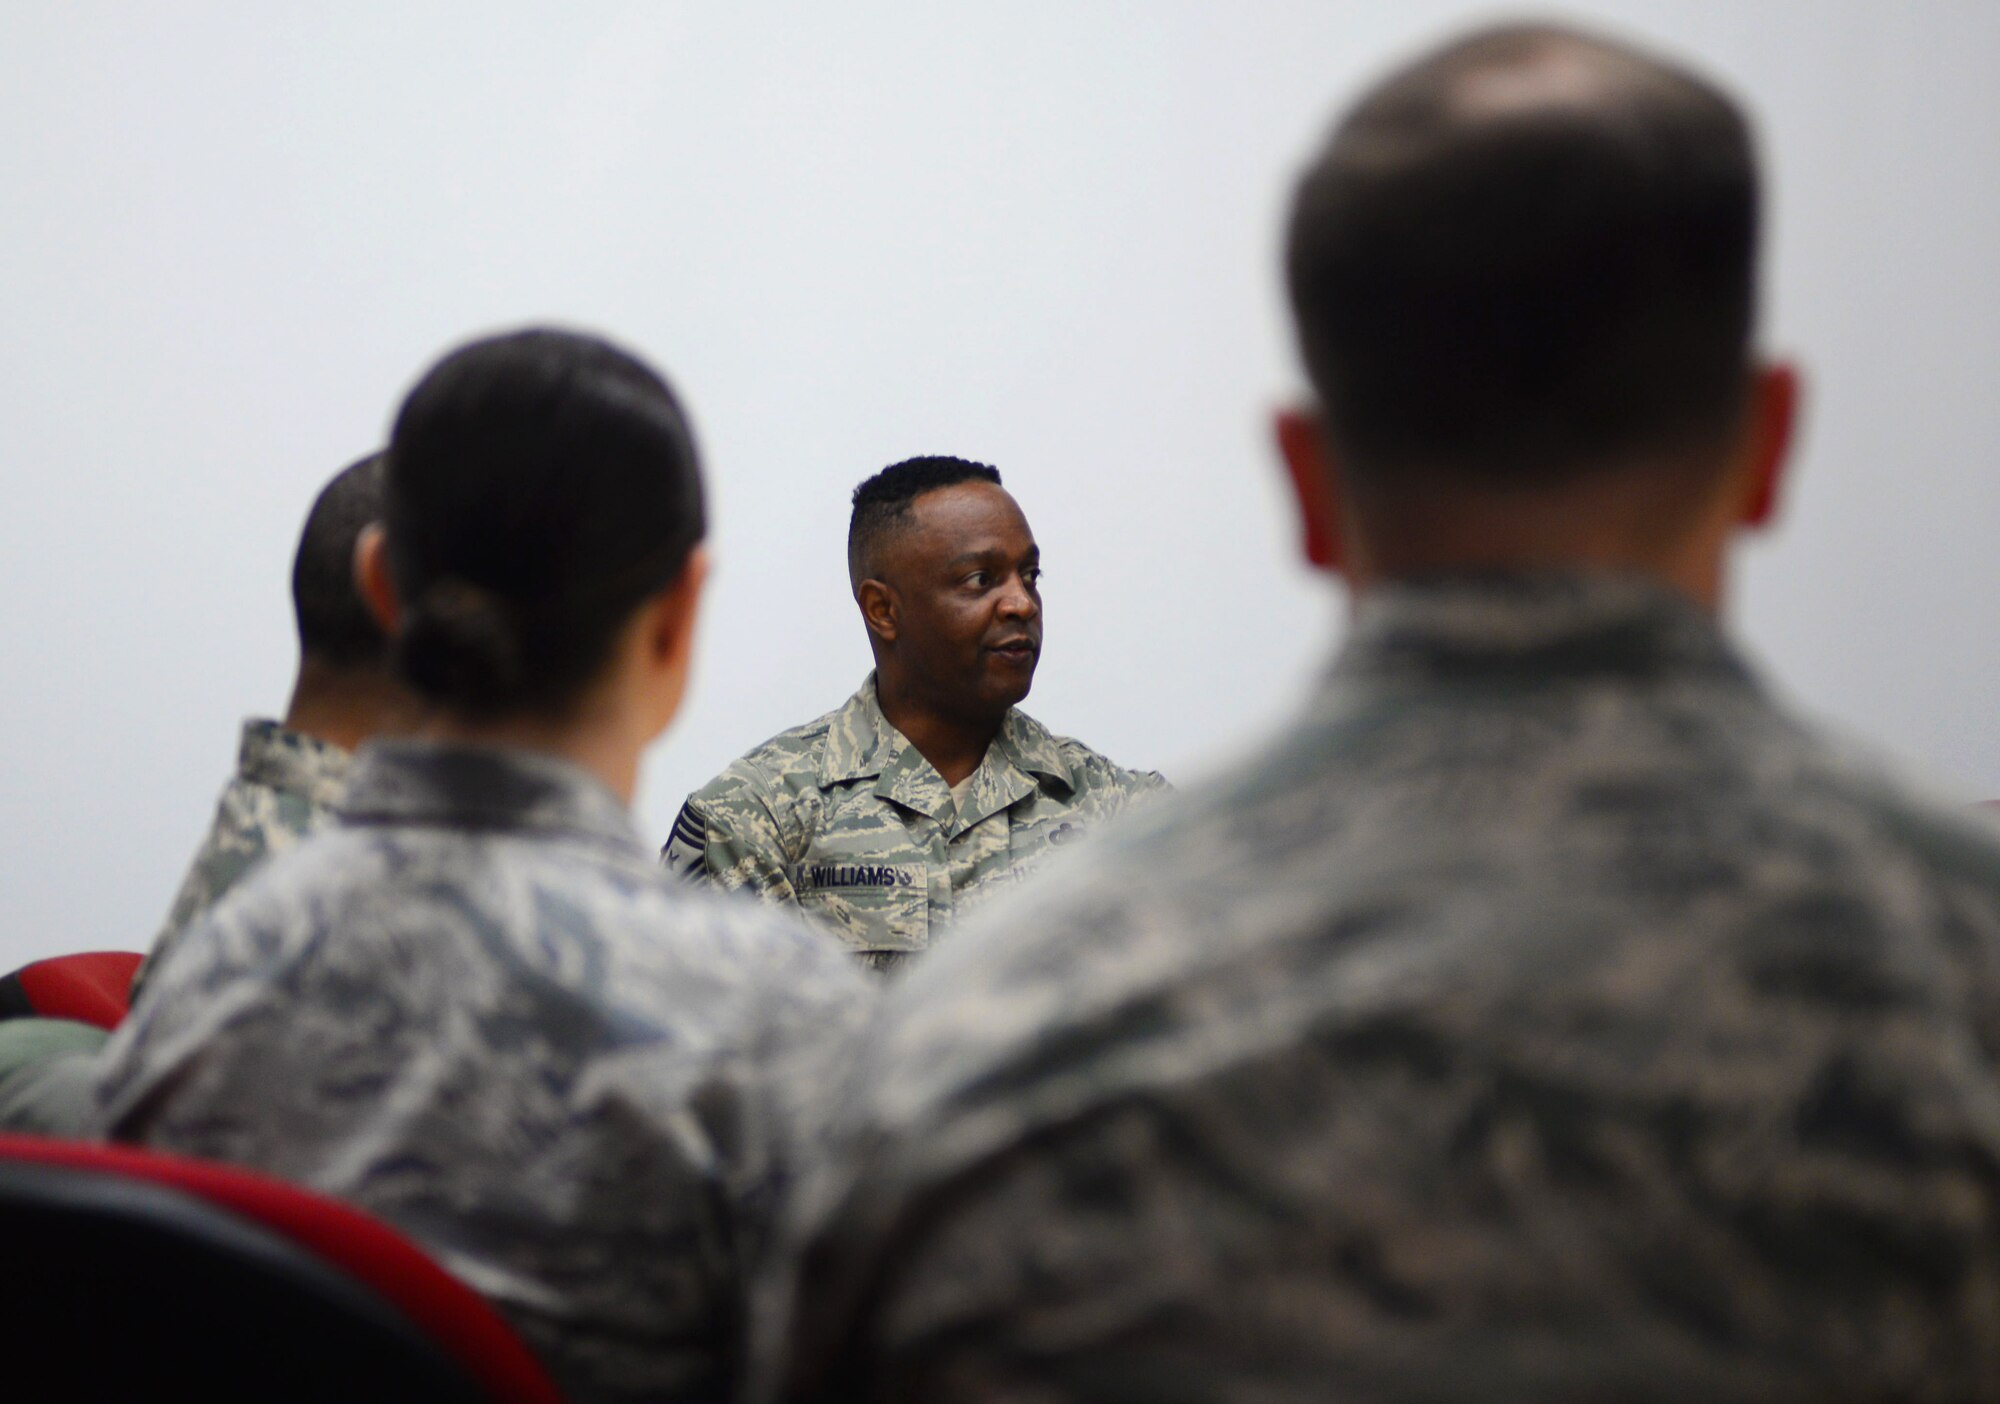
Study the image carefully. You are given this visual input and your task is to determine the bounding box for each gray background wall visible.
[2,2,1995,971]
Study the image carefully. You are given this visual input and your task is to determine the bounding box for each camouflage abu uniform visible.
[665,675,1169,971]
[133,717,352,997]
[94,740,874,1404]
[761,576,2000,1404]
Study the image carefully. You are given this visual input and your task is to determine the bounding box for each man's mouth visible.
[988,637,1039,664]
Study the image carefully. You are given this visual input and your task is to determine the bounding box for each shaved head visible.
[1286,23,1758,486]
[292,452,389,670]
[848,456,1003,589]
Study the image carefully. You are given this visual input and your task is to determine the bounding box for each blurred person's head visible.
[848,456,1042,729]
[357,327,709,799]
[1276,22,1798,608]
[284,452,406,750]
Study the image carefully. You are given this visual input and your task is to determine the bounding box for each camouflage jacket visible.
[132,718,351,998]
[95,740,875,1404]
[665,675,1169,971]
[760,574,2000,1404]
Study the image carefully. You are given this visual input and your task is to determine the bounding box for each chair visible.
[0,952,144,1028]
[0,1133,566,1403]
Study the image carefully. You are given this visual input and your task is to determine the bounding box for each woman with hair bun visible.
[92,328,873,1404]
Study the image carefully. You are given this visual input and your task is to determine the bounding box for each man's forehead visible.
[899,481,1036,555]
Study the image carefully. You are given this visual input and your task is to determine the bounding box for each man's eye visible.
[964,572,990,589]
[1023,568,1043,587]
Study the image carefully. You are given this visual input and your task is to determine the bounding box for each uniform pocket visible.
[791,863,929,953]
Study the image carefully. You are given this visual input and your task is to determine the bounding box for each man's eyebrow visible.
[943,541,1039,571]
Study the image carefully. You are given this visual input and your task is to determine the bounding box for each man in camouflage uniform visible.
[132,452,408,996]
[0,453,406,1130]
[667,456,1166,971]
[139,452,408,992]
[757,26,2000,1403]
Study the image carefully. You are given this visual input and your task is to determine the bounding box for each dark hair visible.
[384,327,705,716]
[1285,23,1758,484]
[291,452,390,670]
[847,455,1002,583]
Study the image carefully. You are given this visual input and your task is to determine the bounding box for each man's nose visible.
[998,577,1039,618]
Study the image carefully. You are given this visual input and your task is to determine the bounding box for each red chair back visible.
[0,1134,565,1404]
[0,951,144,1027]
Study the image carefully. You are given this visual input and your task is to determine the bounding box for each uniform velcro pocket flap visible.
[792,863,928,952]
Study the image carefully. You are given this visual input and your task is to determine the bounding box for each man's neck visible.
[1343,548,1726,617]
[874,675,1004,788]
[283,663,410,755]
[1339,473,1735,616]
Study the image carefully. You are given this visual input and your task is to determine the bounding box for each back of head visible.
[847,455,1002,587]
[1285,23,1758,488]
[292,452,390,672]
[385,327,706,717]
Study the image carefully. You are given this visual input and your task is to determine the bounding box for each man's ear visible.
[648,545,710,667]
[353,524,401,633]
[1275,407,1344,574]
[857,578,898,643]
[1737,362,1802,530]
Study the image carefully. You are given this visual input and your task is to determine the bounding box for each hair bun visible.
[394,578,526,711]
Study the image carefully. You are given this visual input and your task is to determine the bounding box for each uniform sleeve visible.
[1053,738,1173,813]
[1085,753,1174,812]
[664,762,806,907]
[1122,767,1172,799]
[130,804,272,1001]
[132,784,336,1002]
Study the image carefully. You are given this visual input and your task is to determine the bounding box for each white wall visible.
[1,2,1995,971]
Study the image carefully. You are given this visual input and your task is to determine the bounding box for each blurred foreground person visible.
[762,25,2000,1403]
[0,452,401,1131]
[669,456,1167,971]
[93,329,873,1403]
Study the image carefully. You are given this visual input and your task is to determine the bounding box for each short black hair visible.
[291,452,389,670]
[385,327,706,717]
[1285,23,1758,484]
[848,456,1002,585]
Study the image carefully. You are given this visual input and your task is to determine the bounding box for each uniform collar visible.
[1332,572,1754,690]
[818,675,1076,835]
[338,739,645,854]
[236,718,352,812]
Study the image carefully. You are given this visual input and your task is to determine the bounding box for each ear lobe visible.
[1739,363,1801,530]
[353,525,401,634]
[1274,408,1343,573]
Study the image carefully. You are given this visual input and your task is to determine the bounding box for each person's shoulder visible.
[1013,711,1171,799]
[691,705,846,806]
[1786,729,2000,897]
[679,709,848,868]
[203,822,394,936]
[210,767,326,846]
[129,824,393,1031]
[613,878,877,1012]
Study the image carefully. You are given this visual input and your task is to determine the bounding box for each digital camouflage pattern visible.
[665,675,1169,972]
[95,740,875,1404]
[132,717,352,998]
[761,575,2000,1404]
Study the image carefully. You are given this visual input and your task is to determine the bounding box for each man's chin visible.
[988,670,1035,709]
